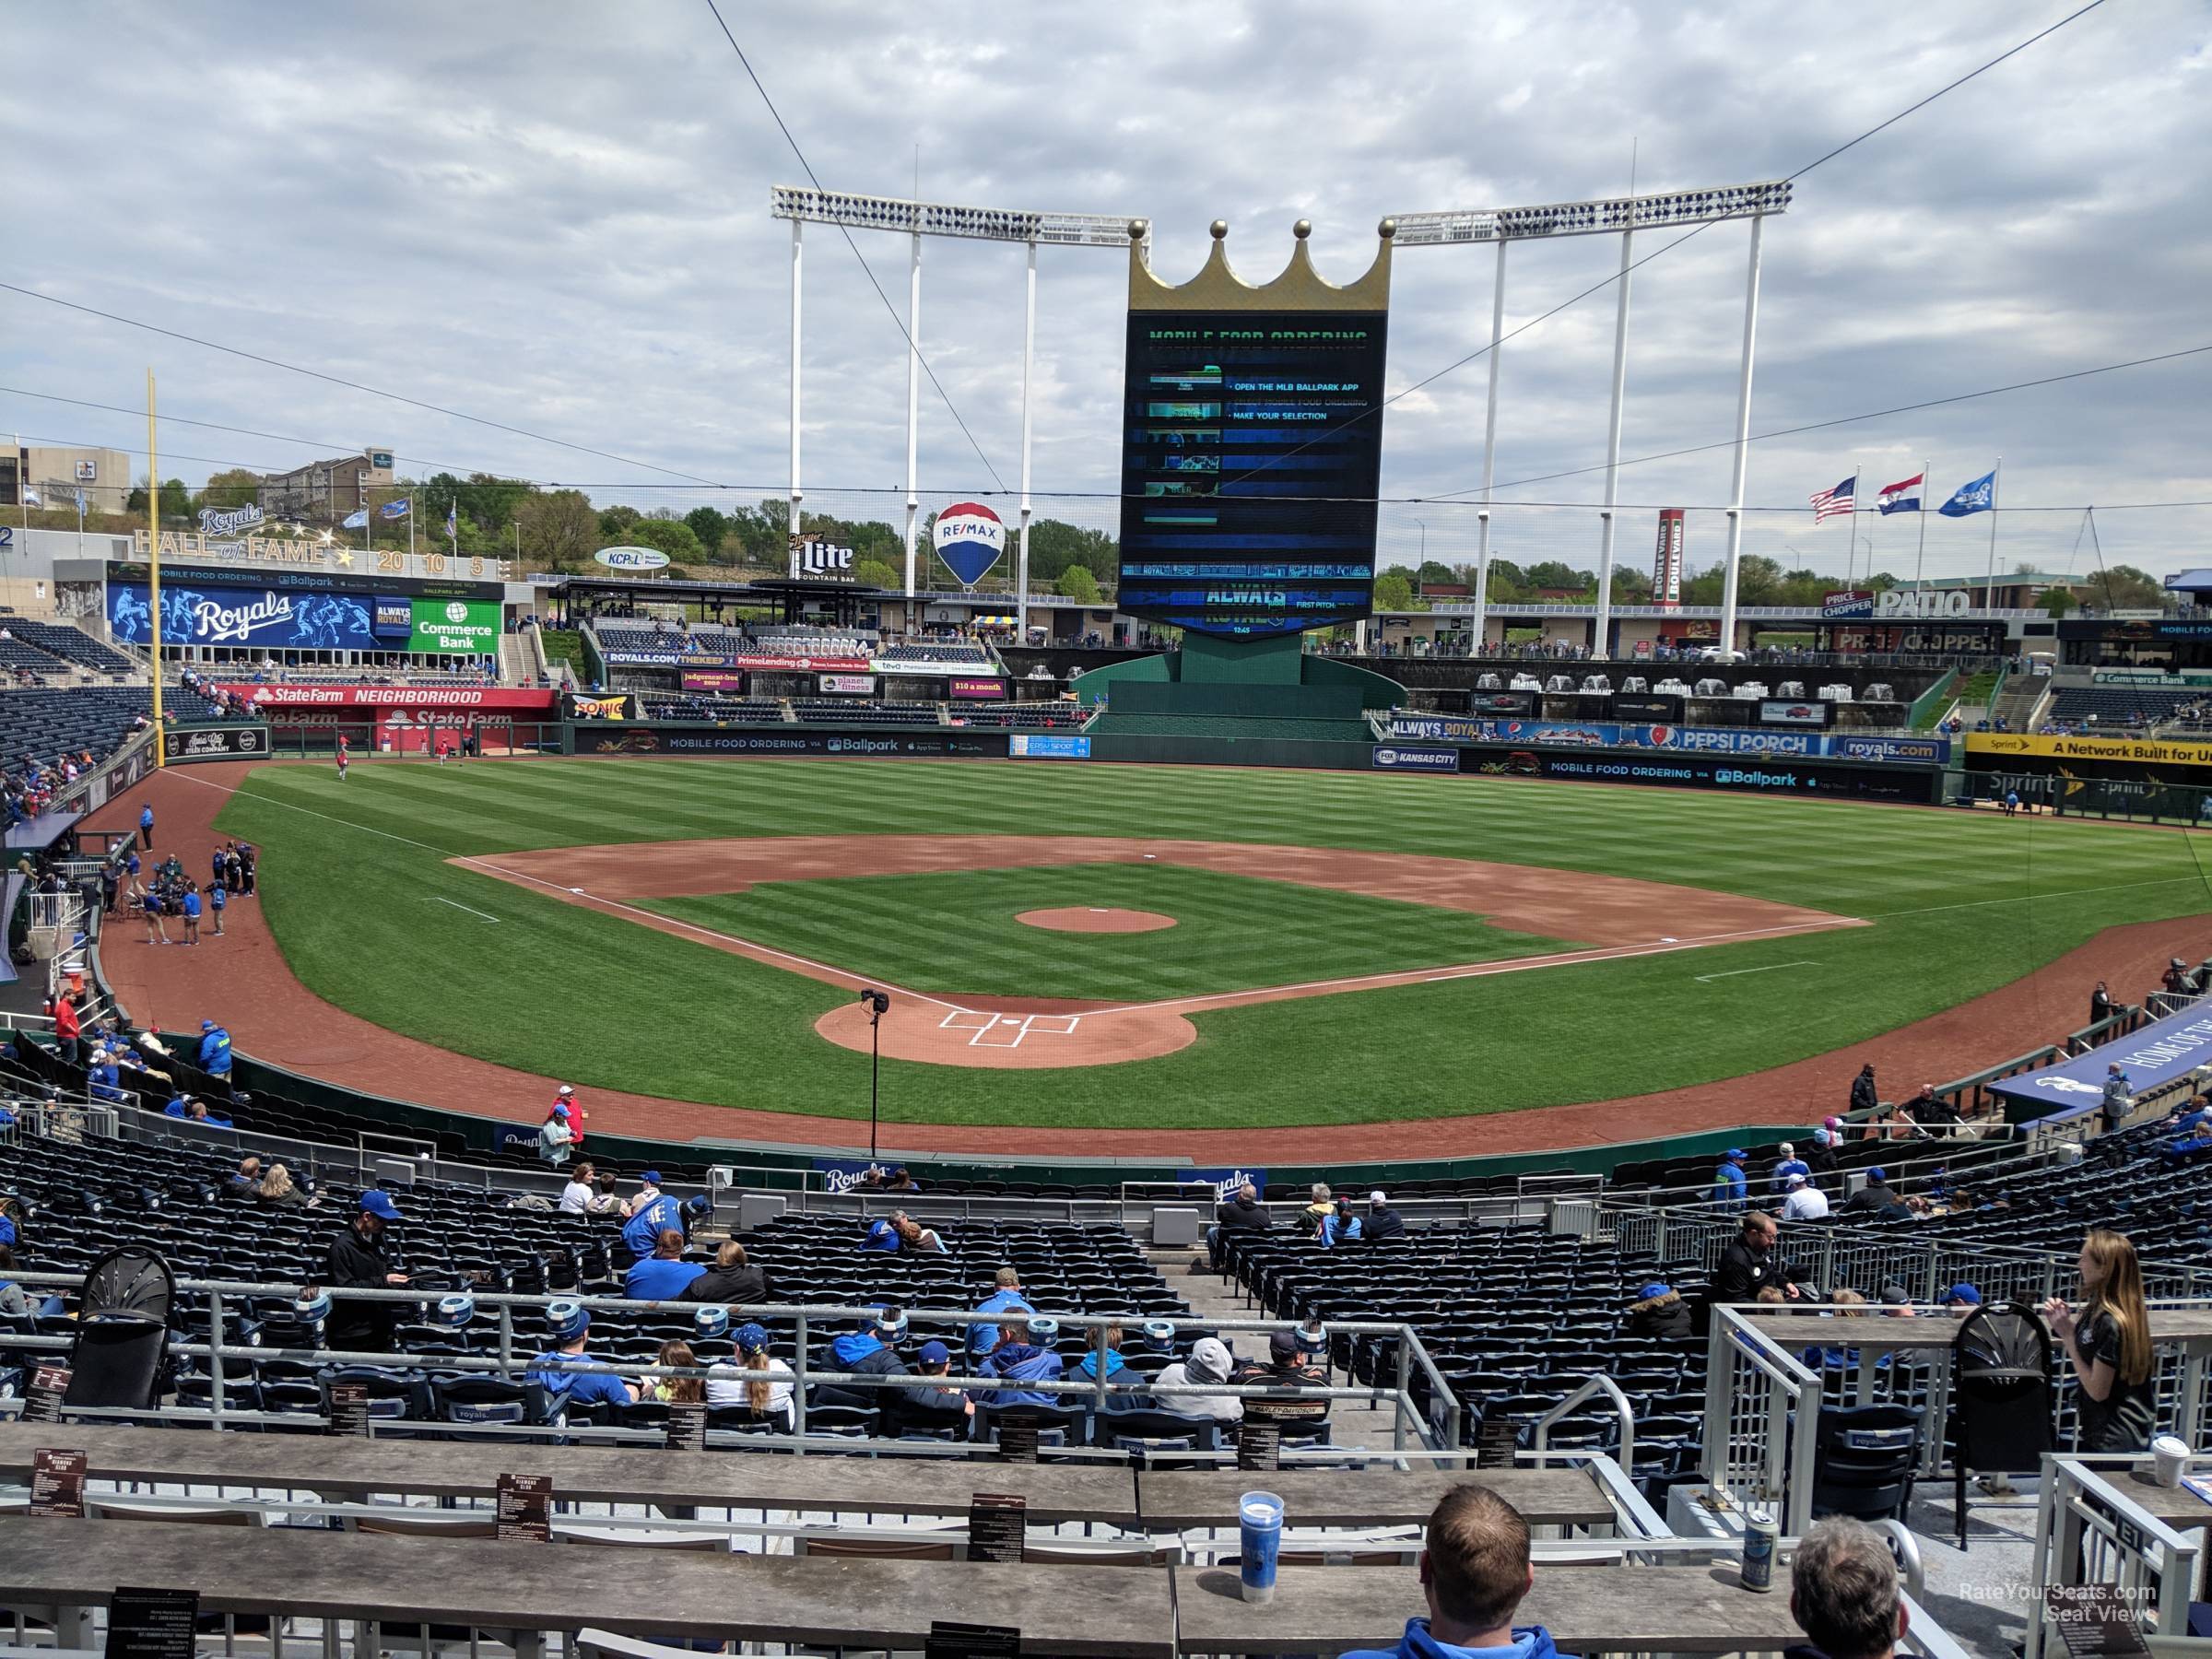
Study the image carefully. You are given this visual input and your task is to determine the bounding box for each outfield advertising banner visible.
[1835,735,1952,765]
[1759,700,1831,727]
[1386,714,1949,764]
[579,725,1010,759]
[813,1158,893,1194]
[168,725,268,761]
[1968,732,2212,770]
[1371,744,1460,772]
[216,684,558,712]
[1460,745,1939,803]
[1178,1166,1267,1198]
[948,677,1008,700]
[409,597,500,654]
[680,671,747,692]
[1009,734,1091,759]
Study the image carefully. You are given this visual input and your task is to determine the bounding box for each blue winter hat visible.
[1296,1321,1329,1357]
[547,1300,590,1341]
[875,1305,909,1339]
[693,1305,730,1340]
[734,1322,770,1352]
[1638,1282,1672,1301]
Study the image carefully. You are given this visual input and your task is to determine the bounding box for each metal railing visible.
[0,1273,1457,1459]
[2029,1454,2212,1657]
[1703,1306,1823,1534]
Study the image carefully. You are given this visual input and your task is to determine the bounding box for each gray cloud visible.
[3,0,2206,582]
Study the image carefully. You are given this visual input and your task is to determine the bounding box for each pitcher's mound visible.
[1018,907,1178,935]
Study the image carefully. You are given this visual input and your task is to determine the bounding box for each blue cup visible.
[1240,1490,1284,1603]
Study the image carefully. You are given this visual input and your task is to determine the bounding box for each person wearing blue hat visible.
[195,1019,232,1081]
[1628,1282,1691,1340]
[623,1229,707,1302]
[1712,1148,1748,1213]
[1844,1168,1906,1219]
[893,1338,975,1434]
[323,1189,409,1353]
[811,1305,912,1416]
[525,1303,637,1410]
[1944,1283,1983,1313]
[706,1322,794,1429]
[980,1315,1065,1408]
[619,1171,682,1261]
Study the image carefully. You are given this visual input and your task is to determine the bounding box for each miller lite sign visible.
[789,538,855,580]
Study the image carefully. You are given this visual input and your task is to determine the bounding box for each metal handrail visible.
[1530,1372,1636,1480]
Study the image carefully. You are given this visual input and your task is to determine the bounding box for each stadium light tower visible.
[771,188,1134,633]
[1390,181,1791,657]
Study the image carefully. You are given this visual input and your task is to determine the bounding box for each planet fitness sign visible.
[408,598,500,654]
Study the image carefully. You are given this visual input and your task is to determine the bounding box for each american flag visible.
[1809,474,1857,522]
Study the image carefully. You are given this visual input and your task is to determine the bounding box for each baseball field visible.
[167,755,2212,1133]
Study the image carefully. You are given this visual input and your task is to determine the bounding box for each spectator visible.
[969,1266,1034,1358]
[85,1046,124,1103]
[1364,1190,1406,1241]
[180,882,201,946]
[137,802,153,851]
[893,1339,975,1433]
[640,1339,704,1406]
[892,1212,947,1253]
[883,1166,921,1194]
[1849,1064,1878,1117]
[1320,1202,1363,1248]
[2090,980,2113,1025]
[1801,1288,1881,1372]
[1910,1083,1959,1133]
[618,1171,681,1258]
[814,1307,912,1412]
[1756,1286,1787,1306]
[1299,1183,1337,1237]
[537,1102,576,1167]
[0,1244,29,1320]
[1156,1335,1241,1422]
[1208,1181,1269,1268]
[680,1240,767,1304]
[1782,1172,1830,1222]
[2043,1229,2157,1451]
[208,881,225,935]
[1231,1328,1330,1424]
[1943,1283,1982,1314]
[558,1160,595,1215]
[195,1019,232,1082]
[2164,958,2190,996]
[980,1316,1065,1408]
[255,1162,312,1208]
[707,1322,794,1430]
[524,1302,637,1409]
[1712,1147,1749,1211]
[2166,1093,2212,1136]
[1877,1285,1917,1317]
[861,1213,901,1252]
[323,1191,408,1353]
[223,1156,263,1198]
[1770,1143,1811,1195]
[1077,1323,1126,1381]
[624,1229,706,1301]
[1628,1281,1692,1340]
[1715,1211,1803,1303]
[1805,1127,1842,1186]
[52,993,80,1066]
[1339,1485,1565,1659]
[1787,1518,1909,1659]
[2101,1064,2133,1134]
[1843,1168,1906,1218]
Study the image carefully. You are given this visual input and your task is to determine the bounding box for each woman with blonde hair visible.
[254,1163,310,1207]
[2044,1229,2158,1451]
[705,1322,794,1430]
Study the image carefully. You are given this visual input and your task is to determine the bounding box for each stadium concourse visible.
[76,760,2212,1161]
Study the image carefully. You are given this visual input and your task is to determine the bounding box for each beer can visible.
[1741,1509,1779,1593]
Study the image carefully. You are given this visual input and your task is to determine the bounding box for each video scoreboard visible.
[1115,310,1389,639]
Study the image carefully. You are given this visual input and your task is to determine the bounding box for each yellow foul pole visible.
[147,370,164,767]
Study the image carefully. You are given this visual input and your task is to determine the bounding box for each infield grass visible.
[207,757,2212,1128]
[644,864,1577,1002]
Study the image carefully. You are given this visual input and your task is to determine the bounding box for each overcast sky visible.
[4,1,2207,582]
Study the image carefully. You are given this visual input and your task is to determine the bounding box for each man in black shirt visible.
[1714,1212,1804,1304]
[1843,1168,1908,1218]
[1362,1190,1406,1241]
[323,1190,408,1353]
[1208,1182,1269,1270]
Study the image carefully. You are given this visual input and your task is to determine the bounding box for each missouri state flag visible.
[1876,472,1923,514]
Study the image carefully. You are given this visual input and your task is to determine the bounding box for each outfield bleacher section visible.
[8,620,135,676]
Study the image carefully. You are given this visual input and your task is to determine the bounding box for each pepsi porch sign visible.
[933,502,1006,588]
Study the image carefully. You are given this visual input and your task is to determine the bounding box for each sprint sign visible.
[933,501,1006,588]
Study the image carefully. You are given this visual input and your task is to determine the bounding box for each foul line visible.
[1695,959,1816,983]
[1862,874,2210,920]
[430,896,500,924]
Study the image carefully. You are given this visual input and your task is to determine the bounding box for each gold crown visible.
[1127,218,1394,313]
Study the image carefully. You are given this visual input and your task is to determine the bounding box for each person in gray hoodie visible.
[1154,1335,1241,1421]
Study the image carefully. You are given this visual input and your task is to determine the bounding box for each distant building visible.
[255,448,396,522]
[3,443,133,513]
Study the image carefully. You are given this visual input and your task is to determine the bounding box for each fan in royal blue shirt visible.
[1338,1486,1572,1659]
[623,1230,707,1301]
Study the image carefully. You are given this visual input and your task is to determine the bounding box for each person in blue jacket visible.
[1077,1323,1126,1381]
[524,1302,637,1409]
[1769,1143,1811,1195]
[1339,1484,1570,1659]
[86,1046,126,1103]
[980,1315,1065,1408]
[968,1266,1035,1358]
[1712,1147,1748,1212]
[810,1307,911,1412]
[861,1215,900,1252]
[1320,1206,1363,1247]
[619,1172,682,1259]
[180,883,202,946]
[623,1229,706,1301]
[208,881,226,936]
[196,1019,232,1079]
[138,803,153,851]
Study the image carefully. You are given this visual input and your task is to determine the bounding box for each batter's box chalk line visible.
[941,1010,1086,1049]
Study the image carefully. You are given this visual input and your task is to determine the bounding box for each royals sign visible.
[197,502,266,538]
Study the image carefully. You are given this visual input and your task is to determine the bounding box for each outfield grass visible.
[644,864,1576,1002]
[211,758,2212,1128]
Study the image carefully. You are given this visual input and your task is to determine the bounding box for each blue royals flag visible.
[379,498,411,521]
[1939,470,1996,517]
[341,509,368,529]
[445,499,457,538]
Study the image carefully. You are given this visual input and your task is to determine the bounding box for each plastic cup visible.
[2152,1435,2191,1488]
[1240,1490,1284,1603]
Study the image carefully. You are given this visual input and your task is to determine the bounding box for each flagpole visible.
[407,498,415,559]
[148,371,164,770]
[1982,457,2002,609]
[1913,458,1930,597]
[13,432,23,531]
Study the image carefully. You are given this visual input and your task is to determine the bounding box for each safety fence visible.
[2027,1453,2212,1658]
[1701,1306,1823,1533]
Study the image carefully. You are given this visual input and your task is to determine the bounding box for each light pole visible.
[858,988,890,1160]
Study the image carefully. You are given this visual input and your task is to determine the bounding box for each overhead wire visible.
[697,0,1008,492]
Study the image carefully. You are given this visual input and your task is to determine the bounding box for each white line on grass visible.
[430,897,500,924]
[1864,874,2211,920]
[1694,960,1815,983]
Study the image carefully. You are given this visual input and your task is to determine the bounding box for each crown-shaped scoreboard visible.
[1115,218,1396,641]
